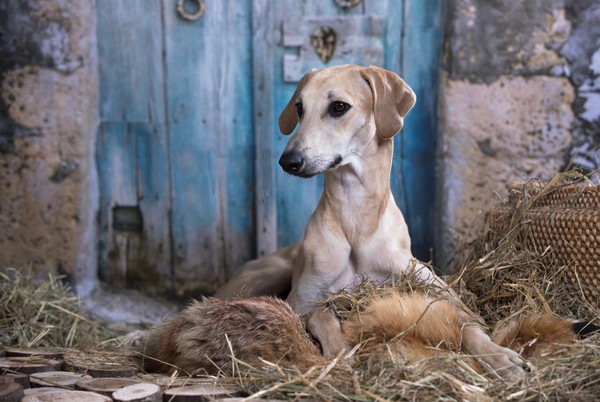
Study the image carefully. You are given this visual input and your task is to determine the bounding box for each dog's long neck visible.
[322,138,394,237]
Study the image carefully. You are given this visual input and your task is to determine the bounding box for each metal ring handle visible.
[335,0,362,9]
[177,0,205,21]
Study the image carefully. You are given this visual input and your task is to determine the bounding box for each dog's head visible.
[278,65,416,178]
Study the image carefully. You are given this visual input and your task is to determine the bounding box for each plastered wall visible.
[437,0,600,268]
[0,1,98,295]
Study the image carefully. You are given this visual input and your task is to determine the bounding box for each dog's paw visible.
[321,338,351,358]
[463,326,528,381]
[480,344,528,381]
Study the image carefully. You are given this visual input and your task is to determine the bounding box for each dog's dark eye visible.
[329,101,351,117]
[295,103,304,118]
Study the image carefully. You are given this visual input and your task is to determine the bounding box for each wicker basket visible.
[491,183,600,307]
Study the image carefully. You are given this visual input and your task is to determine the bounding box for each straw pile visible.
[0,268,104,349]
[2,172,599,400]
[453,171,599,324]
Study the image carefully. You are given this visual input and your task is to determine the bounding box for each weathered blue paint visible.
[96,0,441,295]
[164,0,254,295]
[97,0,165,123]
[96,122,138,285]
[400,0,443,262]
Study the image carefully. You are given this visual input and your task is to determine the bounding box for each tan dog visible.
[215,65,526,379]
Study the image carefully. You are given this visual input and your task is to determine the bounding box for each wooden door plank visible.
[366,0,408,215]
[400,0,443,261]
[130,123,172,292]
[96,123,138,286]
[97,1,170,293]
[96,0,165,123]
[252,0,277,258]
[164,0,254,295]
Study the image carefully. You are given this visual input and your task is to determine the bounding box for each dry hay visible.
[0,268,105,349]
[452,171,600,324]
[2,171,599,400]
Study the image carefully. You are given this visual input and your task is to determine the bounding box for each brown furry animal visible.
[343,293,598,369]
[492,314,596,361]
[342,292,466,363]
[140,293,597,375]
[140,297,324,375]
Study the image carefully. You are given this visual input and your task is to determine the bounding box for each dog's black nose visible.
[279,151,304,174]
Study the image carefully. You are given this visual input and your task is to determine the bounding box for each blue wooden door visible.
[96,0,442,297]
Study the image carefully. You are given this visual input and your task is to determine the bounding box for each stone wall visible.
[437,0,600,269]
[0,0,98,295]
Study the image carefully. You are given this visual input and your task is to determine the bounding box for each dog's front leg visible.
[305,307,351,358]
[408,261,527,379]
[287,288,351,357]
[287,267,353,357]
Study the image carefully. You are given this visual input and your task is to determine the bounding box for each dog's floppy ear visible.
[279,69,317,135]
[360,66,416,139]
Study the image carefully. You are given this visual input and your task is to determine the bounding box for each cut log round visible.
[86,365,138,378]
[0,373,30,388]
[64,351,139,378]
[64,360,138,377]
[0,357,62,374]
[112,382,161,402]
[30,371,91,389]
[23,387,60,396]
[0,382,23,402]
[4,348,66,360]
[21,390,112,401]
[76,377,142,395]
[140,374,218,388]
[163,384,241,401]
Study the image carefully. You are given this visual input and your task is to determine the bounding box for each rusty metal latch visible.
[177,0,205,21]
[310,27,337,63]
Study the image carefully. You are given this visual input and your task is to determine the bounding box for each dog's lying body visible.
[140,292,596,376]
[214,65,526,379]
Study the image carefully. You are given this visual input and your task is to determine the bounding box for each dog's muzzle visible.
[279,151,305,175]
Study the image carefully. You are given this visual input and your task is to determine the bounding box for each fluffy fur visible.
[492,314,584,361]
[343,293,462,356]
[140,296,324,375]
[140,293,596,374]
